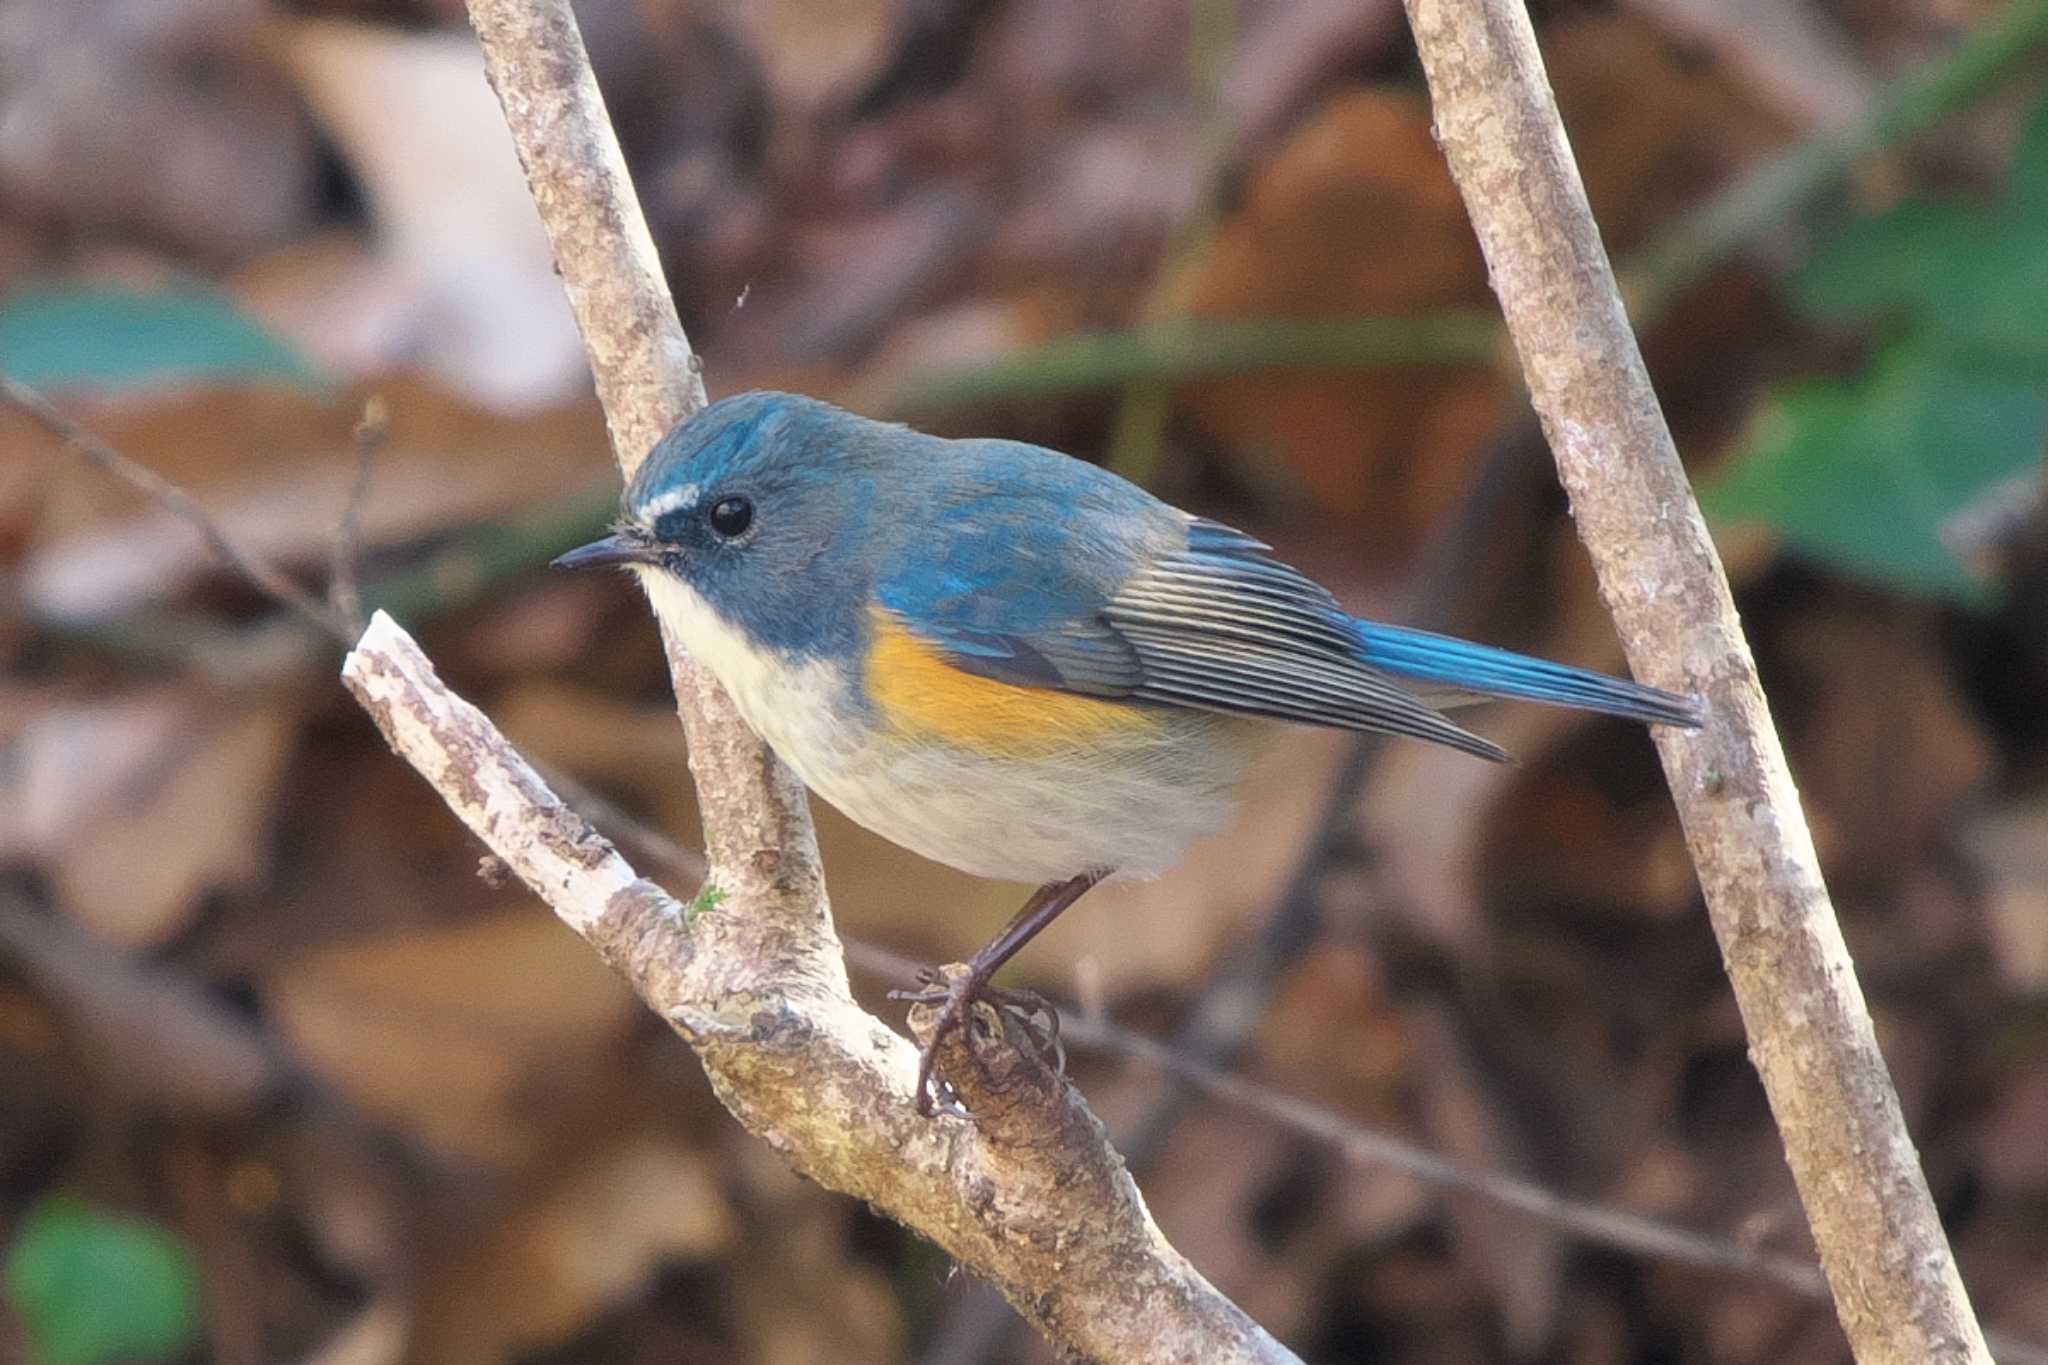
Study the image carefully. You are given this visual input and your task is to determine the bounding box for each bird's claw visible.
[889,967,1065,1116]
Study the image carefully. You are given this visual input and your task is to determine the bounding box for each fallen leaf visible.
[1962,798,2048,989]
[411,1131,736,1365]
[1546,15,1791,251]
[5,690,298,948]
[1179,90,1502,562]
[280,20,589,412]
[266,911,640,1167]
[734,0,898,117]
[0,3,316,256]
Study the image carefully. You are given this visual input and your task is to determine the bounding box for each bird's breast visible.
[632,569,1250,883]
[633,567,859,752]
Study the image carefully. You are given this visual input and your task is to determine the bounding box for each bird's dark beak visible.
[551,531,660,571]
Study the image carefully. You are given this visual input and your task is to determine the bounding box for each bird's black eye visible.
[707,496,753,539]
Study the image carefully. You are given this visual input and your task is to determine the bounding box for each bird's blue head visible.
[553,391,904,659]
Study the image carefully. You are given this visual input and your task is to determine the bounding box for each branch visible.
[406,3,1295,1359]
[1400,2,1992,1363]
[557,746,2048,1365]
[342,613,1292,1364]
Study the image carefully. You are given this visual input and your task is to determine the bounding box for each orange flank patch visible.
[863,607,1156,756]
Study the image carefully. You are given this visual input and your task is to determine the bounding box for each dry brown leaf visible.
[278,19,589,412]
[0,0,316,254]
[734,0,898,117]
[228,229,426,388]
[990,117,1203,283]
[412,1131,736,1365]
[6,690,299,947]
[0,899,281,1118]
[1225,0,1408,167]
[1624,0,1875,127]
[266,910,640,1167]
[1546,16,1793,250]
[20,379,602,622]
[1767,596,1995,889]
[1256,943,1409,1111]
[1179,90,1502,562]
[1963,799,2048,989]
[1478,732,1697,924]
[3,688,184,861]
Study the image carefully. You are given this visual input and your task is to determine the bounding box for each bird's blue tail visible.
[1354,621,1703,729]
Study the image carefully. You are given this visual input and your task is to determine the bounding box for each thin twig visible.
[1104,0,1243,484]
[4,372,354,643]
[544,783,2048,1365]
[1403,0,1994,1360]
[328,394,386,635]
[27,425,617,684]
[834,931,2048,1365]
[344,610,1297,1363]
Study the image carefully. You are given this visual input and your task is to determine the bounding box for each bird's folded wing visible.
[883,518,1506,762]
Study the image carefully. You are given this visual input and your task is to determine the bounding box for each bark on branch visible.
[342,615,1288,1363]
[1400,1,1993,1362]
[335,2,1298,1360]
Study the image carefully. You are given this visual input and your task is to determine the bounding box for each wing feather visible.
[1114,622,1506,760]
[887,513,1506,761]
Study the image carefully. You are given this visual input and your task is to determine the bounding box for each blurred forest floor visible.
[5,0,2048,1363]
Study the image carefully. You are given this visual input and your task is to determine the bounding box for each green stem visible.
[36,484,619,677]
[1103,0,1242,485]
[878,313,1505,416]
[886,0,2048,418]
[1624,0,2048,317]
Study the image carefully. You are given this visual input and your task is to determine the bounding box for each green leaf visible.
[1709,92,2048,604]
[3,1194,204,1365]
[2008,89,2048,215]
[1706,340,2048,603]
[0,281,323,391]
[1793,200,1991,322]
[1792,95,2048,373]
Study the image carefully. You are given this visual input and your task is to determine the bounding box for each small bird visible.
[556,391,1701,1112]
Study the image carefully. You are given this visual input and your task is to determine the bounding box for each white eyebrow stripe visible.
[642,483,702,519]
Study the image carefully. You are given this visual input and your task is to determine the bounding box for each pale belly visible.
[639,572,1255,883]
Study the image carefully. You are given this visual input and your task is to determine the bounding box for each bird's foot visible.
[890,964,1064,1117]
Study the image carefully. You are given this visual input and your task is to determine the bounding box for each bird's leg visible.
[891,870,1107,1115]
